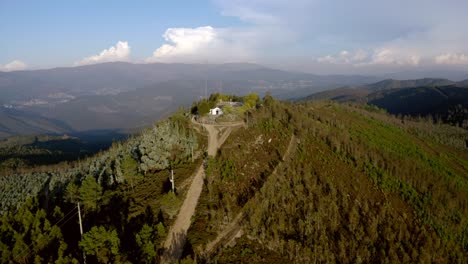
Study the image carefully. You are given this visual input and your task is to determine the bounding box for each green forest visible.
[0,95,467,263]
[186,96,467,263]
[0,111,202,263]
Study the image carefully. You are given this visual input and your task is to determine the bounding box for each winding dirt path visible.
[202,134,297,256]
[160,120,243,263]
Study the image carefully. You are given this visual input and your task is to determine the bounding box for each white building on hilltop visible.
[209,107,223,116]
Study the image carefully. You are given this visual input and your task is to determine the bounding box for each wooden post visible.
[170,169,175,193]
[77,202,83,236]
[77,202,86,264]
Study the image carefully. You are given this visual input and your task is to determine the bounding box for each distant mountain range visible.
[1,62,467,137]
[305,78,467,101]
[304,78,468,127]
[0,62,380,137]
[0,62,377,102]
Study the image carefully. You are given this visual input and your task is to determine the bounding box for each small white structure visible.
[209,107,223,116]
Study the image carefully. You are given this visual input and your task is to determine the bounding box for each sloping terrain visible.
[0,132,127,170]
[365,78,456,91]
[0,111,204,263]
[185,98,467,263]
[304,78,468,127]
[0,95,466,263]
[301,87,370,103]
[1,62,379,135]
[161,121,243,263]
[0,62,376,101]
[0,108,72,138]
[305,77,468,102]
[368,86,468,126]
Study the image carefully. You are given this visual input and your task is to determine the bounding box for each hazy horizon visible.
[1,0,468,76]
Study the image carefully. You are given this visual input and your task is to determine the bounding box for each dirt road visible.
[202,134,297,256]
[160,121,242,263]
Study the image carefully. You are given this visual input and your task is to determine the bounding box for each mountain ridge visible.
[0,62,379,137]
[303,78,468,127]
[0,96,466,263]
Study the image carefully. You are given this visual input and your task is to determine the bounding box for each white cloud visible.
[213,0,468,73]
[317,48,420,66]
[370,48,420,66]
[434,53,468,65]
[0,60,28,72]
[75,41,130,66]
[317,50,369,64]
[146,26,252,63]
[149,26,216,60]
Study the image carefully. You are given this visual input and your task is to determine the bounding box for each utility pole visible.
[78,202,83,235]
[77,202,86,264]
[170,169,175,193]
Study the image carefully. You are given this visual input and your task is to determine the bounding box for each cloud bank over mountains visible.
[0,60,28,72]
[435,53,468,65]
[145,26,252,63]
[75,41,130,66]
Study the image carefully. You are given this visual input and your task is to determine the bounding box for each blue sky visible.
[1,0,468,74]
[0,0,237,67]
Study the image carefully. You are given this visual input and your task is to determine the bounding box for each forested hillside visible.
[186,97,468,263]
[367,86,468,127]
[0,132,128,171]
[0,111,203,263]
[0,95,467,263]
[304,78,468,128]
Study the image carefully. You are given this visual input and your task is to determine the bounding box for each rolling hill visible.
[186,99,467,263]
[0,107,72,138]
[0,96,466,263]
[367,86,468,126]
[365,78,456,91]
[304,78,468,127]
[0,62,377,102]
[0,62,380,138]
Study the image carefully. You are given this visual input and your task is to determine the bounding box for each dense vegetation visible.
[190,93,260,116]
[186,96,467,263]
[368,86,468,127]
[0,111,203,263]
[1,94,467,263]
[305,78,468,128]
[0,132,127,171]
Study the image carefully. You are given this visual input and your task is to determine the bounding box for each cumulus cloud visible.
[434,53,468,65]
[75,41,130,66]
[148,26,216,61]
[146,26,252,63]
[0,60,28,72]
